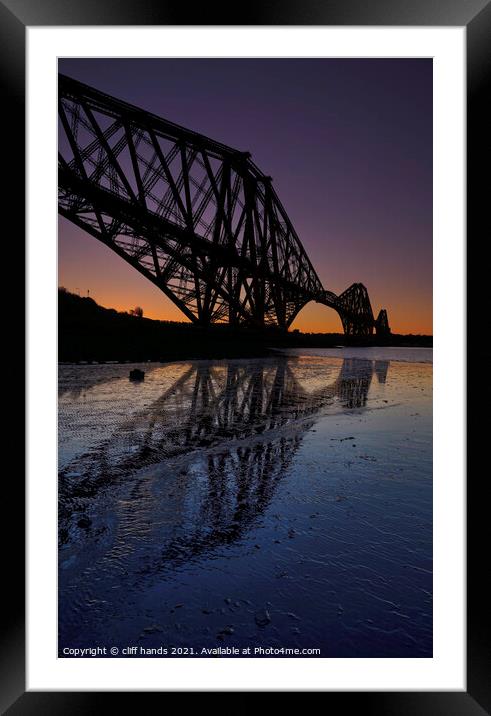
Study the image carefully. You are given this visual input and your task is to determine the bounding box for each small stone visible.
[143,624,163,634]
[255,609,271,627]
[219,625,234,636]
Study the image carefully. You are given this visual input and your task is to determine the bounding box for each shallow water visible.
[276,346,433,364]
[58,349,432,657]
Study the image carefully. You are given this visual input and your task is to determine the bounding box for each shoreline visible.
[59,288,432,363]
[58,346,433,367]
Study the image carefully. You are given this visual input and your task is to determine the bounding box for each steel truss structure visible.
[58,74,390,336]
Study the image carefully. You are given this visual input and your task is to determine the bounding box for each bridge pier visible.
[336,283,375,336]
[338,312,374,337]
[375,309,391,336]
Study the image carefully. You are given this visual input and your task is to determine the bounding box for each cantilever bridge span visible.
[58,74,390,336]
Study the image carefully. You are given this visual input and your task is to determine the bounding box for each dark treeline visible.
[58,289,432,363]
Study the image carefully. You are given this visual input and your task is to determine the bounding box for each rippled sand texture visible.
[59,351,432,657]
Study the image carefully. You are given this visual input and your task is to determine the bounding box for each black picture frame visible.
[2,0,489,711]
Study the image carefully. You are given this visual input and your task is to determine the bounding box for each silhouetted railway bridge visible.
[58,74,390,336]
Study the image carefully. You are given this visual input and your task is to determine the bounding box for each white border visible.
[27,27,465,691]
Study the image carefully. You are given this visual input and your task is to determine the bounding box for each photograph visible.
[57,57,434,660]
[0,0,483,706]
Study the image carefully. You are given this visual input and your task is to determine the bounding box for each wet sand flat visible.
[58,349,432,657]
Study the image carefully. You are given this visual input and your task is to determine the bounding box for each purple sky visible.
[58,58,432,334]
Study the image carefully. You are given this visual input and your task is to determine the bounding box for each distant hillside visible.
[58,289,432,362]
[58,289,285,362]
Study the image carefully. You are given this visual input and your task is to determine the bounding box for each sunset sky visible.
[58,58,432,334]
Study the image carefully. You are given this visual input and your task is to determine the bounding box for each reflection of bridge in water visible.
[145,357,387,448]
[60,358,389,566]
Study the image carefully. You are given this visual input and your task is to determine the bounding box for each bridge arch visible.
[288,299,344,334]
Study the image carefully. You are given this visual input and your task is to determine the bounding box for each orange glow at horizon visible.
[59,227,432,335]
